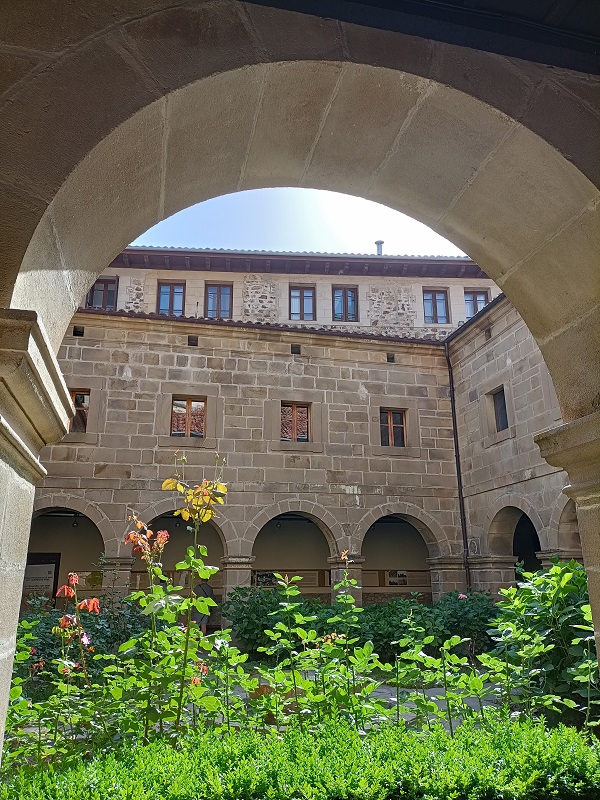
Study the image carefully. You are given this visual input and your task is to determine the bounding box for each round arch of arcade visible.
[243,500,345,558]
[33,494,118,556]
[353,502,450,558]
[2,4,596,425]
[132,497,231,558]
[484,493,547,557]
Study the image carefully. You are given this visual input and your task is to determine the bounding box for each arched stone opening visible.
[556,499,583,563]
[129,513,225,599]
[361,515,432,603]
[27,507,105,601]
[513,514,542,574]
[251,513,332,601]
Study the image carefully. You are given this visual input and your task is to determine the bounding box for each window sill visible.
[483,426,516,448]
[371,445,422,458]
[157,436,217,449]
[61,432,98,445]
[270,440,324,453]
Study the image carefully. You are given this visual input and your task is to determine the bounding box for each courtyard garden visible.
[3,465,600,799]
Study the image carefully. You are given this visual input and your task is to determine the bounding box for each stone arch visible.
[33,493,118,556]
[354,502,449,558]
[0,11,594,422]
[243,500,344,557]
[547,495,582,558]
[134,496,231,557]
[484,494,546,557]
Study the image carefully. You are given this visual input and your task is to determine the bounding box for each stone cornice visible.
[0,309,72,461]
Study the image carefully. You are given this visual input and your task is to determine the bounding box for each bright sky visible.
[132,188,466,257]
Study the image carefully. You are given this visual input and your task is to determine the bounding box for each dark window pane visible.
[436,293,448,323]
[424,293,434,323]
[172,285,184,316]
[392,425,405,447]
[296,406,309,441]
[206,287,218,317]
[189,401,205,437]
[391,412,403,426]
[290,289,301,320]
[91,286,105,308]
[171,400,187,436]
[303,291,314,320]
[281,405,293,440]
[220,286,231,318]
[71,392,90,432]
[465,296,475,319]
[347,289,357,321]
[159,285,171,315]
[380,424,389,447]
[333,289,344,321]
[105,286,116,310]
[493,389,509,432]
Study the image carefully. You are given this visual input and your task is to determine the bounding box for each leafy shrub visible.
[224,588,496,662]
[3,717,600,800]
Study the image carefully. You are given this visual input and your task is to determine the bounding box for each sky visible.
[132,188,466,257]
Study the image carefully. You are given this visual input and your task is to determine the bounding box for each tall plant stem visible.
[175,519,200,732]
[143,565,158,744]
[440,649,454,738]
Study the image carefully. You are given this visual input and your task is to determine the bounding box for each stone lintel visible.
[0,309,71,461]
[220,556,256,568]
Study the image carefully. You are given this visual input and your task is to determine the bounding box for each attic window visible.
[386,353,395,363]
[187,335,198,347]
[291,344,301,355]
[72,326,85,337]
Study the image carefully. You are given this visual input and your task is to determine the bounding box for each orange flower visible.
[191,676,201,686]
[58,614,76,628]
[77,597,100,614]
[57,585,75,598]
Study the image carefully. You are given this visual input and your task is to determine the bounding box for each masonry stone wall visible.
[449,297,578,595]
[36,312,464,602]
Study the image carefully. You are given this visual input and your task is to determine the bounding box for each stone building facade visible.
[27,249,579,610]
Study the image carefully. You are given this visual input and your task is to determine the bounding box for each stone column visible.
[427,555,467,599]
[468,556,517,597]
[220,555,256,599]
[0,310,71,751]
[327,554,365,604]
[100,556,136,597]
[536,410,600,650]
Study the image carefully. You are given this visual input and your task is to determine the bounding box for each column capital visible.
[220,555,256,568]
[0,309,71,481]
[327,554,365,568]
[535,410,600,499]
[537,549,583,567]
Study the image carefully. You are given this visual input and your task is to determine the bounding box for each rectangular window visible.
[492,388,509,432]
[280,403,310,442]
[423,290,449,324]
[70,391,90,433]
[171,398,205,437]
[289,286,316,321]
[158,282,185,316]
[205,284,232,319]
[464,290,489,320]
[380,408,406,447]
[332,287,358,321]
[86,278,118,311]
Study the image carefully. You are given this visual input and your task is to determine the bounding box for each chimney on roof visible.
[375,240,384,256]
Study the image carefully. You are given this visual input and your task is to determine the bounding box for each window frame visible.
[464,289,489,320]
[86,277,119,311]
[69,390,91,433]
[170,397,206,438]
[332,286,359,322]
[478,372,516,448]
[423,288,450,324]
[289,285,316,321]
[280,402,311,443]
[157,281,186,317]
[204,283,233,319]
[379,408,407,448]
